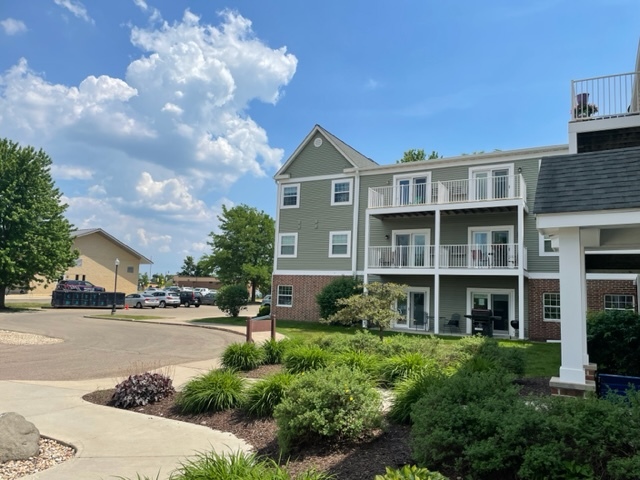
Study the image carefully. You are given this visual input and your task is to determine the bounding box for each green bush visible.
[222,342,264,371]
[274,365,382,453]
[334,350,381,379]
[172,450,334,479]
[283,345,332,374]
[262,338,287,365]
[216,284,249,317]
[374,465,448,480]
[111,372,175,409]
[244,372,294,417]
[588,309,640,375]
[176,369,245,414]
[257,304,271,317]
[379,353,432,387]
[315,276,362,320]
[389,369,444,425]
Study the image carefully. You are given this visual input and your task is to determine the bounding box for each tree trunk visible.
[0,286,6,309]
[250,280,256,302]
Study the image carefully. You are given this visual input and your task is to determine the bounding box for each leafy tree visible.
[151,273,166,287]
[396,149,441,163]
[178,255,197,276]
[195,256,213,277]
[0,138,77,308]
[216,284,249,317]
[327,282,407,340]
[138,272,150,289]
[207,204,274,302]
[316,276,362,320]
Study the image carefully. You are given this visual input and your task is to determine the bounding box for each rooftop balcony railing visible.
[571,71,640,121]
[368,244,525,270]
[368,175,526,209]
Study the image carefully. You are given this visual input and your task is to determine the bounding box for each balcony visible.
[368,244,526,270]
[368,175,526,210]
[571,71,640,121]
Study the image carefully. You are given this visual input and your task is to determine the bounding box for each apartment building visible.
[272,46,640,342]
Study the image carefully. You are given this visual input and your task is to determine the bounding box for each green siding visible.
[283,133,353,178]
[440,212,518,244]
[278,178,354,271]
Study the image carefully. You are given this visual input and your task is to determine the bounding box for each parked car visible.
[124,293,159,309]
[194,287,210,295]
[150,291,180,308]
[165,286,181,294]
[56,280,105,292]
[179,290,202,307]
[261,294,271,306]
[201,291,217,305]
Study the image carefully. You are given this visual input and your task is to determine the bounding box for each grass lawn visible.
[1,302,49,310]
[191,317,561,377]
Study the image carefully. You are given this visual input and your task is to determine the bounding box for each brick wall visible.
[528,278,636,341]
[271,274,342,322]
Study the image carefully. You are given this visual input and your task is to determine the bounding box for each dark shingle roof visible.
[533,146,640,214]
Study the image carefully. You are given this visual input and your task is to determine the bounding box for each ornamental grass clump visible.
[378,352,433,387]
[374,465,448,480]
[222,341,264,371]
[261,338,288,365]
[111,372,175,409]
[283,345,331,374]
[388,368,445,425]
[176,369,245,414]
[244,372,294,418]
[334,350,381,380]
[274,365,382,453]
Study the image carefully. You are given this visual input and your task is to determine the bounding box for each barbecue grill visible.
[464,309,501,337]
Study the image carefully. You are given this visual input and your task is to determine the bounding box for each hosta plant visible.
[111,372,175,409]
[222,341,264,371]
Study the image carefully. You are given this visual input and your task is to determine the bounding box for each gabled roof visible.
[275,124,377,177]
[73,228,153,264]
[534,146,640,215]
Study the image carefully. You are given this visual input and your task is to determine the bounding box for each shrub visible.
[315,276,362,320]
[334,350,381,379]
[374,465,448,480]
[172,450,335,479]
[283,345,331,374]
[262,338,288,365]
[111,372,175,409]
[176,369,245,414]
[379,353,432,387]
[216,284,249,317]
[274,365,382,453]
[257,304,271,317]
[244,372,294,417]
[389,369,444,425]
[588,309,640,375]
[222,342,264,371]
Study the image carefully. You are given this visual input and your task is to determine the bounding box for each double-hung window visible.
[543,293,561,321]
[331,179,353,205]
[278,233,298,258]
[329,231,351,258]
[281,184,300,208]
[277,285,293,306]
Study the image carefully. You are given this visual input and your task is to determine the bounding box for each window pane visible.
[281,236,295,246]
[283,186,298,206]
[604,294,635,310]
[277,285,293,306]
[543,293,561,320]
[332,244,348,255]
[332,234,348,244]
[333,182,350,203]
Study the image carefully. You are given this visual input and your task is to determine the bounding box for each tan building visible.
[171,276,221,290]
[31,228,152,295]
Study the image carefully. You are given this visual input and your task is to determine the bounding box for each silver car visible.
[124,293,159,309]
[150,291,180,308]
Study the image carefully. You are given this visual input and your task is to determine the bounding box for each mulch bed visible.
[83,366,552,479]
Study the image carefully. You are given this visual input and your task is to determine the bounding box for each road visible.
[0,308,241,381]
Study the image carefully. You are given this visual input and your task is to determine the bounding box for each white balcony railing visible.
[368,244,522,269]
[368,175,524,209]
[571,71,640,121]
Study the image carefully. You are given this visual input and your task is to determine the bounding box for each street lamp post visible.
[111,258,120,314]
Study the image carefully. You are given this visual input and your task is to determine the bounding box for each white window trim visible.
[467,225,514,245]
[604,294,635,310]
[392,172,432,205]
[329,230,351,258]
[543,292,561,322]
[330,178,353,206]
[539,233,559,257]
[280,183,300,209]
[278,233,298,258]
[277,285,293,307]
[468,163,515,199]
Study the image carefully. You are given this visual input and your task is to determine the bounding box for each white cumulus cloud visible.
[53,0,94,24]
[51,164,94,180]
[1,18,27,35]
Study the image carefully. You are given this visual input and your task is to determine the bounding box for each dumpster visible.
[51,291,125,309]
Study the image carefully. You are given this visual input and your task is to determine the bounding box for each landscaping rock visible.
[0,412,40,462]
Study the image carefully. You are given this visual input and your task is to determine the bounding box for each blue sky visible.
[1,0,638,276]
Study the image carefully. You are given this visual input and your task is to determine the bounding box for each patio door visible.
[472,167,511,200]
[394,230,429,267]
[470,290,512,335]
[396,288,430,330]
[396,175,429,206]
[469,226,512,268]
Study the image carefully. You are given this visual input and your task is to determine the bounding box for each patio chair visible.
[444,313,461,333]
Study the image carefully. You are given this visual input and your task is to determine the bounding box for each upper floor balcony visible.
[368,174,526,210]
[571,71,640,122]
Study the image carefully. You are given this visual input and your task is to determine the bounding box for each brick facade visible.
[271,274,342,322]
[528,278,636,341]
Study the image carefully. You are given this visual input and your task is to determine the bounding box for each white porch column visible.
[517,204,525,339]
[434,209,441,334]
[364,212,370,285]
[557,227,588,384]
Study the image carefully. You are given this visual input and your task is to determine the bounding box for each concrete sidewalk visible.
[2,313,282,479]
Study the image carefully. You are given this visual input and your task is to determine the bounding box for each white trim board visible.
[528,272,639,280]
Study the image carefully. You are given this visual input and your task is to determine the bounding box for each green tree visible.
[178,255,197,276]
[138,272,150,289]
[316,276,362,320]
[327,282,407,340]
[0,138,78,308]
[195,256,213,277]
[216,284,249,317]
[207,204,274,302]
[396,149,441,164]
